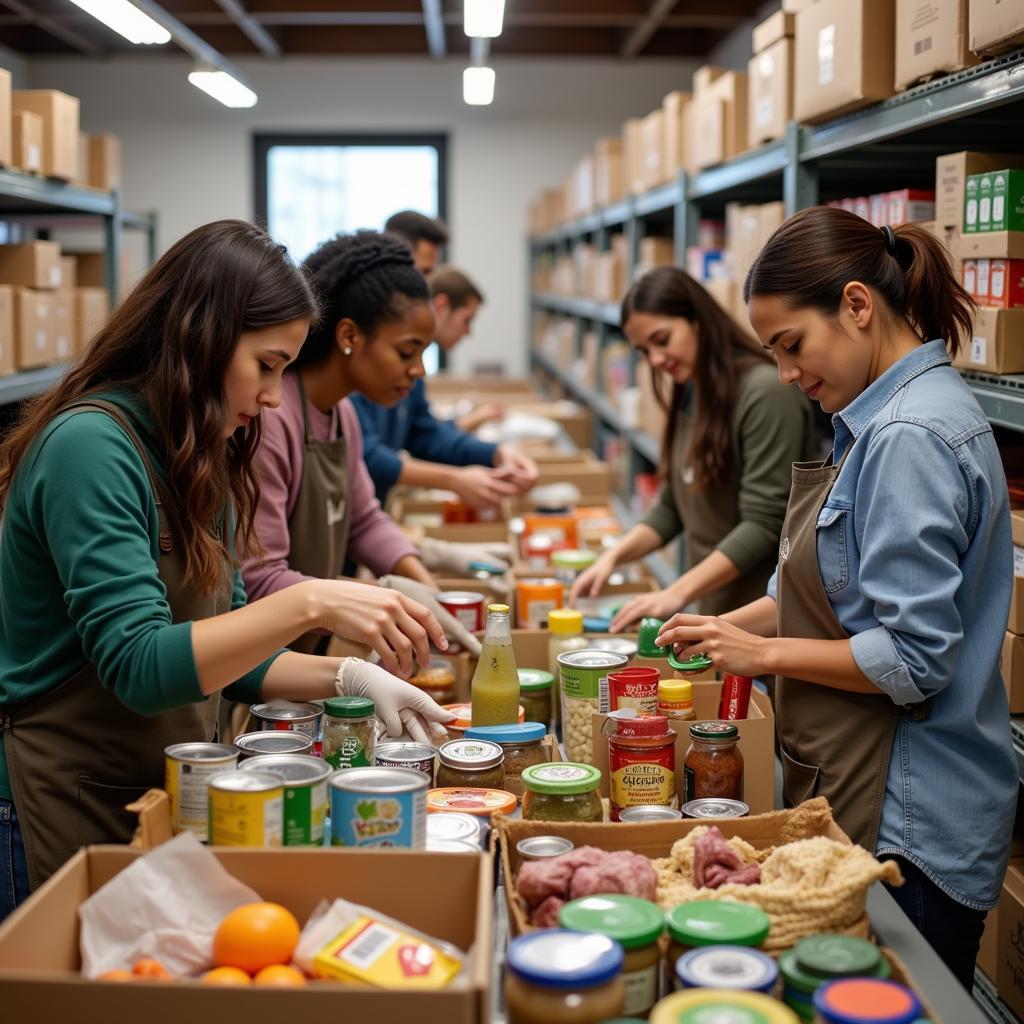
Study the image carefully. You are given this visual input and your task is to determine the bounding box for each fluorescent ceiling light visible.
[69,0,171,45]
[188,70,258,108]
[463,66,495,106]
[464,0,504,38]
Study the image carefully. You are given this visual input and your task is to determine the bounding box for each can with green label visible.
[558,648,629,764]
[239,753,331,846]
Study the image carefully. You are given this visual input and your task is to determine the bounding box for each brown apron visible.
[775,450,926,850]
[1,400,228,890]
[285,371,352,655]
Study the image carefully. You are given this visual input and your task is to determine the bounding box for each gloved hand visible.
[418,537,514,575]
[379,575,483,657]
[337,657,454,745]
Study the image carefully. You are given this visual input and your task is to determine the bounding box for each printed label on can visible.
[284,779,328,846]
[609,679,659,714]
[330,786,426,848]
[209,789,283,847]
[622,965,659,1016]
[375,754,435,781]
[166,759,228,840]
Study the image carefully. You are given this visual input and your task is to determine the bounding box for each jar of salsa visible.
[683,721,743,803]
[607,714,677,821]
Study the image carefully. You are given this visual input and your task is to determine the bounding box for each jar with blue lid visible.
[813,977,922,1024]
[464,721,548,800]
[779,935,890,1021]
[675,945,779,994]
[505,929,626,1024]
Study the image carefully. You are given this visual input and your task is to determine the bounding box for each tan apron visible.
[775,451,928,850]
[285,372,352,655]
[1,400,227,890]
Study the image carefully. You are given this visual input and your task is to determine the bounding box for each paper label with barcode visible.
[339,921,398,970]
[599,674,610,713]
[970,335,987,365]
[818,25,836,86]
[1015,546,1024,579]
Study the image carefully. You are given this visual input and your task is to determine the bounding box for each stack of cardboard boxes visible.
[748,11,796,147]
[690,67,749,172]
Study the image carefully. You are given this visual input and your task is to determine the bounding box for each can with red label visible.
[718,675,753,720]
[607,713,677,821]
[608,667,660,714]
[437,591,486,651]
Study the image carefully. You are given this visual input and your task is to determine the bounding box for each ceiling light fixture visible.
[188,69,258,108]
[463,65,495,106]
[464,0,504,39]
[68,0,171,44]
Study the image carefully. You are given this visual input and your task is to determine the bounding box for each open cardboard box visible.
[425,374,535,396]
[0,846,492,1024]
[422,523,511,545]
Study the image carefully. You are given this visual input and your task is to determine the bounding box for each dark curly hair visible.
[299,230,431,366]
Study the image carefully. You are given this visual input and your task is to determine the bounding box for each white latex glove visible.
[418,537,513,575]
[337,658,454,745]
[379,575,483,657]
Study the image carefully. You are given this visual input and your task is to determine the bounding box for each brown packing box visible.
[0,241,61,290]
[0,284,13,376]
[423,522,511,545]
[11,89,79,181]
[1010,509,1024,632]
[13,288,54,369]
[623,117,646,197]
[1001,631,1024,713]
[0,846,492,1024]
[998,861,1024,1019]
[704,279,738,321]
[960,232,1024,260]
[895,0,976,91]
[74,287,109,354]
[970,0,1024,55]
[0,68,10,167]
[594,137,624,208]
[88,132,122,191]
[952,307,1024,373]
[593,251,626,303]
[979,901,999,982]
[52,290,73,362]
[12,109,41,174]
[72,251,106,288]
[934,151,1023,232]
[692,71,749,170]
[641,108,668,192]
[428,374,534,395]
[748,37,795,147]
[57,255,76,292]
[506,400,591,448]
[662,90,690,177]
[638,359,667,442]
[639,236,674,270]
[692,65,727,93]
[794,0,896,124]
[753,11,796,54]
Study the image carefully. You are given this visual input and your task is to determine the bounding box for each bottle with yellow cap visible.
[658,679,696,722]
[471,604,521,726]
[548,608,589,729]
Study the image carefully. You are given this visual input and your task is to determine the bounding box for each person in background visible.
[656,207,1015,990]
[384,209,448,275]
[571,267,814,630]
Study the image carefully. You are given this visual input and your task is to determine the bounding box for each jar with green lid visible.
[658,679,696,722]
[522,762,604,822]
[559,895,665,1018]
[519,668,555,729]
[650,990,800,1024]
[465,722,548,799]
[780,935,890,1021]
[684,721,743,803]
[552,548,599,595]
[435,738,506,790]
[665,900,771,991]
[323,696,376,770]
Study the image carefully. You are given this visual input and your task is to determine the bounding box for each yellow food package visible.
[313,914,461,988]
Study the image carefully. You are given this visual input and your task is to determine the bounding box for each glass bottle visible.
[470,603,520,726]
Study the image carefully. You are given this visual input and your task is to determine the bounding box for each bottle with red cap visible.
[718,674,753,720]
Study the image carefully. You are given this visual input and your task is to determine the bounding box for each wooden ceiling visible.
[0,1,765,59]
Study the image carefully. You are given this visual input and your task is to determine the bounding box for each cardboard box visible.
[57,255,76,293]
[753,9,796,53]
[52,290,73,361]
[623,117,646,196]
[87,132,121,191]
[13,287,53,369]
[705,278,738,320]
[748,38,795,147]
[998,861,1024,1019]
[979,902,1000,982]
[73,251,106,288]
[887,188,935,225]
[1007,510,1024,631]
[0,68,10,168]
[896,0,976,90]
[692,71,749,170]
[794,0,896,124]
[0,284,13,377]
[11,109,41,174]
[639,236,674,270]
[11,89,79,181]
[0,846,492,1024]
[960,231,1024,259]
[593,250,626,303]
[641,108,668,191]
[936,151,1024,234]
[662,90,690,176]
[954,307,1024,373]
[638,359,668,443]
[74,287,110,353]
[973,169,1024,233]
[531,454,614,499]
[0,241,61,290]
[692,65,727,93]
[594,137,624,208]
[990,259,1024,308]
[1003,630,1024,712]
[970,0,1024,55]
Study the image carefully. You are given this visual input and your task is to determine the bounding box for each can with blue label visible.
[329,766,427,848]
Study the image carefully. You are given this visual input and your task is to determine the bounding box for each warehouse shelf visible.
[634,179,683,218]
[0,169,119,217]
[601,198,632,229]
[610,493,680,591]
[962,372,1024,434]
[687,139,789,200]
[532,292,619,326]
[975,970,1019,1024]
[0,363,67,406]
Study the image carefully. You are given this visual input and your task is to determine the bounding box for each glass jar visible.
[521,763,604,823]
[409,659,457,706]
[665,901,771,991]
[558,895,665,1018]
[779,934,890,1017]
[505,930,625,1024]
[658,679,696,722]
[683,721,743,803]
[464,722,547,800]
[813,978,920,1024]
[442,702,525,740]
[435,738,505,789]
[519,669,555,728]
[323,696,376,770]
[607,714,677,821]
[551,548,599,597]
[650,991,799,1024]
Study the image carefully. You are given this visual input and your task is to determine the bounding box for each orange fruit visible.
[213,902,300,975]
[201,966,252,986]
[97,970,134,982]
[253,964,306,987]
[131,957,172,980]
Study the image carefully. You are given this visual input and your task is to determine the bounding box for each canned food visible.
[516,578,563,628]
[207,769,283,847]
[426,811,482,846]
[250,700,324,757]
[681,798,750,819]
[588,637,638,659]
[437,591,486,649]
[427,838,481,853]
[516,835,575,861]
[329,766,428,848]
[164,742,237,840]
[234,731,313,760]
[559,648,630,764]
[427,787,518,817]
[375,740,438,784]
[523,533,558,568]
[239,754,330,846]
[619,805,683,823]
[608,667,660,714]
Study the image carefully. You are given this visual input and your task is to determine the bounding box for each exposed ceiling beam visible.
[213,0,280,57]
[621,0,677,57]
[421,0,445,57]
[0,0,101,54]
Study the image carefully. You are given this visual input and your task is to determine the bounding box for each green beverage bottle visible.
[471,603,520,726]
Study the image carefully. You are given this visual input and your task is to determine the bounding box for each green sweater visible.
[0,391,282,801]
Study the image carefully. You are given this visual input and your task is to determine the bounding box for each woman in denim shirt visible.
[657,206,1016,989]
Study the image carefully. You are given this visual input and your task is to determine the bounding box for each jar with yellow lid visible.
[658,679,696,722]
[548,608,588,726]
[650,990,799,1024]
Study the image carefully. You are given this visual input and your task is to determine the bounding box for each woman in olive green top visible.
[572,267,815,629]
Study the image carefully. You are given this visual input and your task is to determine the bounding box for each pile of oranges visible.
[97,902,306,986]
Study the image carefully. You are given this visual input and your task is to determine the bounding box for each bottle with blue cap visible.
[505,929,626,1024]
[464,721,548,799]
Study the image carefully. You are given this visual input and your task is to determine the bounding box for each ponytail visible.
[743,206,974,358]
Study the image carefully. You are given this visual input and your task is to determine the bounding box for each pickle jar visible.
[521,762,604,823]
[435,738,506,790]
[658,679,696,722]
[322,696,376,770]
[464,722,547,800]
[559,895,665,1018]
[519,668,555,730]
[683,721,743,803]
[505,929,625,1024]
[665,900,770,990]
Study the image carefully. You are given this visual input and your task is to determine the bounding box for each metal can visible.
[437,591,486,650]
[207,769,283,847]
[329,766,428,848]
[164,742,237,840]
[516,835,575,861]
[619,805,684,823]
[588,636,639,660]
[608,666,660,714]
[250,700,324,757]
[426,811,483,847]
[234,731,313,761]
[719,674,753,720]
[608,714,677,821]
[516,577,563,628]
[375,740,438,784]
[428,838,482,853]
[239,754,331,846]
[681,798,750,819]
[559,648,630,764]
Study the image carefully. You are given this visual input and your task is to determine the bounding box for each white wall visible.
[26,55,700,374]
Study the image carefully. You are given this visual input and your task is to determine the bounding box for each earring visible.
[343,347,352,356]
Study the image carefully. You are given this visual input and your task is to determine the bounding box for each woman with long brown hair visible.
[657,207,1016,988]
[0,220,451,919]
[571,266,814,629]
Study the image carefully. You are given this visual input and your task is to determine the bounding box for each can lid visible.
[812,978,920,1024]
[437,591,484,604]
[613,714,672,739]
[659,679,694,703]
[653,991,790,1023]
[619,805,683,822]
[208,769,282,793]
[665,899,770,947]
[551,548,598,570]
[239,754,331,783]
[488,603,511,614]
[689,720,739,741]
[464,722,546,745]
[521,762,601,795]
[794,934,884,978]
[674,945,779,993]
[506,930,624,988]
[426,812,481,842]
[557,649,629,670]
[588,637,638,658]
[681,799,750,819]
[324,695,375,718]
[548,608,584,635]
[426,787,517,816]
[559,894,665,948]
[438,739,505,770]
[516,836,575,860]
[518,668,555,691]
